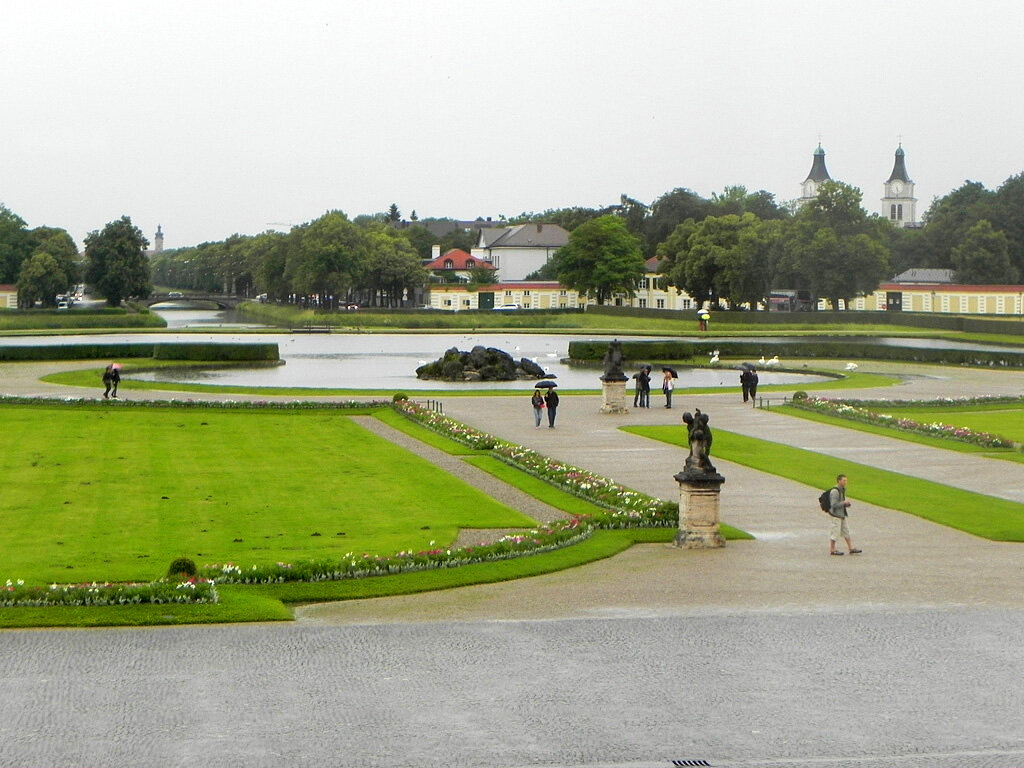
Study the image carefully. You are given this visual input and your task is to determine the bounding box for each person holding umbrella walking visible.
[536,381,559,427]
[661,367,677,408]
[530,387,545,428]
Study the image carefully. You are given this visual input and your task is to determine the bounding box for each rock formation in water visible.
[415,346,554,382]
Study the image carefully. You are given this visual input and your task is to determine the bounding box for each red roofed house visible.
[424,248,495,284]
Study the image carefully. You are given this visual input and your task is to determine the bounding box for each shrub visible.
[792,391,808,401]
[392,392,409,402]
[152,342,279,362]
[167,557,197,578]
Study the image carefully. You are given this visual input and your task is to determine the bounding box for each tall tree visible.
[778,183,890,309]
[287,211,368,303]
[951,220,1016,284]
[920,181,996,269]
[84,216,151,306]
[16,251,68,307]
[27,226,80,286]
[387,203,401,223]
[643,188,711,258]
[0,204,31,283]
[547,215,644,304]
[363,226,426,307]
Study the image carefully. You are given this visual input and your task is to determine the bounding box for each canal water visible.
[30,305,1021,391]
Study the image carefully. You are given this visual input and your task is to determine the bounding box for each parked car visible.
[493,304,521,311]
[168,291,184,298]
[57,301,69,310]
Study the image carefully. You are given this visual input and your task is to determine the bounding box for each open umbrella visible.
[661,366,678,378]
[740,362,756,370]
[535,380,558,388]
[111,362,122,370]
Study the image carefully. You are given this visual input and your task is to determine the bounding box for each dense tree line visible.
[6,169,1024,311]
[150,211,427,308]
[0,205,80,307]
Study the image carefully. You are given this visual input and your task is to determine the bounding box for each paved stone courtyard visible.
[1,359,1023,768]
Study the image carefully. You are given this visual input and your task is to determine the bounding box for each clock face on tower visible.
[892,181,903,195]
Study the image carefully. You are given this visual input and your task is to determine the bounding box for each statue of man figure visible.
[603,338,626,380]
[682,408,716,475]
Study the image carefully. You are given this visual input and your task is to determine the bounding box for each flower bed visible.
[203,518,590,585]
[790,396,1015,449]
[1,578,218,607]
[396,400,677,527]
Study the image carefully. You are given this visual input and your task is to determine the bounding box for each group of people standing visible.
[531,386,559,428]
[633,366,676,409]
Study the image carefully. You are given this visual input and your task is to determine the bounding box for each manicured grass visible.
[773,404,1024,464]
[373,407,487,455]
[881,406,1024,443]
[1,405,535,585]
[623,425,1024,541]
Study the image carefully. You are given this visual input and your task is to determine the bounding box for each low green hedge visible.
[568,338,1024,367]
[0,342,280,362]
[152,342,279,361]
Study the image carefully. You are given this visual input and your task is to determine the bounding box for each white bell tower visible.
[882,144,917,226]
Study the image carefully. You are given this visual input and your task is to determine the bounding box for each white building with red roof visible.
[423,248,495,283]
[0,284,17,308]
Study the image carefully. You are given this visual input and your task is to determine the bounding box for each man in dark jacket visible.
[544,388,559,428]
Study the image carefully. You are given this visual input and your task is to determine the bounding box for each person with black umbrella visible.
[541,383,559,427]
[661,367,677,408]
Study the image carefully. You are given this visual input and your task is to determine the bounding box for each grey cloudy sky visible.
[3,0,1022,249]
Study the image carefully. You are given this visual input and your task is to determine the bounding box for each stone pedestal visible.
[673,470,726,548]
[599,376,629,414]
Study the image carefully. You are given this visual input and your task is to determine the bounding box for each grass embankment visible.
[0,309,166,331]
[237,301,947,336]
[773,403,1024,463]
[624,425,1024,541]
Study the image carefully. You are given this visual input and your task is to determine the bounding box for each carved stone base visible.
[673,471,726,549]
[599,378,629,414]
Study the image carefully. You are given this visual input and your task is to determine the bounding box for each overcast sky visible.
[3,0,1022,250]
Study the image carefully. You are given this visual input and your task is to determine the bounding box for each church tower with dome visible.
[798,144,832,206]
[881,144,917,227]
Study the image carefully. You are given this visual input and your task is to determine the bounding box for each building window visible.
[444,259,454,269]
[505,290,513,296]
[890,204,897,220]
[466,259,474,268]
[897,204,903,221]
[463,299,471,307]
[523,290,531,296]
[444,299,452,307]
[682,298,691,309]
[638,298,647,308]
[656,298,665,309]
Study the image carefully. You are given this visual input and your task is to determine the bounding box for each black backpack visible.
[818,487,837,512]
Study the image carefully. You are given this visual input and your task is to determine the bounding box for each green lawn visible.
[880,405,1024,443]
[1,405,535,585]
[624,425,1024,541]
[774,404,1024,463]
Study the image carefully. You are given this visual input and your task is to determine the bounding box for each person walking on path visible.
[662,368,675,408]
[531,388,545,428]
[101,364,120,399]
[639,366,652,408]
[827,474,861,556]
[544,387,559,428]
[740,368,752,403]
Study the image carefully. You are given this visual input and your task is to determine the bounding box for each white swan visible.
[758,356,767,365]
[845,362,858,371]
[709,350,720,364]
[765,355,780,367]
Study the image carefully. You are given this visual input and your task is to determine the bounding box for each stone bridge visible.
[144,293,246,309]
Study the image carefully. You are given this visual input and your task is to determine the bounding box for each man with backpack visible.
[821,474,861,556]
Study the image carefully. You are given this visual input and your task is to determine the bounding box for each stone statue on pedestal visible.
[602,338,627,381]
[681,408,716,475]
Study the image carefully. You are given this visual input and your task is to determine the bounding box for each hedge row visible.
[584,304,1024,336]
[0,342,279,362]
[568,339,1024,368]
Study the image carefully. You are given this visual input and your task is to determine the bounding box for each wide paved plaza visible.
[2,360,1023,768]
